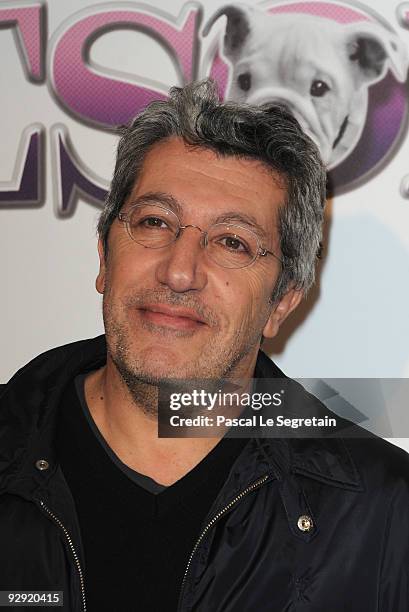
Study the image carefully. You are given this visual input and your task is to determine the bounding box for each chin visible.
[135,345,197,381]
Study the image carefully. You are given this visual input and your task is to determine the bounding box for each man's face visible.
[96,137,302,384]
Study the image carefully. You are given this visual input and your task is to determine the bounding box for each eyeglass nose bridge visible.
[177,223,209,248]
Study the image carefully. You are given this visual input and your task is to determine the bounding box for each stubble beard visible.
[103,288,271,417]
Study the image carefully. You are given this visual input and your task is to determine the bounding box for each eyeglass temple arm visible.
[258,248,283,265]
[259,240,324,263]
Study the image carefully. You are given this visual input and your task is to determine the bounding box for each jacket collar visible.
[0,336,107,495]
[254,350,364,491]
[0,335,363,496]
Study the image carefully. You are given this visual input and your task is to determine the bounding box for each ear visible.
[345,21,408,85]
[95,238,106,295]
[202,4,253,59]
[262,288,304,340]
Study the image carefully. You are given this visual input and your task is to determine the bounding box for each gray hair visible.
[98,78,326,301]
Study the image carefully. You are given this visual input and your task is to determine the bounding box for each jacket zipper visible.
[37,499,86,612]
[178,473,270,610]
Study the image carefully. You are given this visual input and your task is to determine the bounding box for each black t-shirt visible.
[56,374,247,612]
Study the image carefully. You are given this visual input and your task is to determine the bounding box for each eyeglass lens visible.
[126,203,260,269]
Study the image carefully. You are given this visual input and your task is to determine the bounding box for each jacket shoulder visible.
[1,335,106,393]
[344,435,409,490]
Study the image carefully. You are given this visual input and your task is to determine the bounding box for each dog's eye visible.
[237,72,251,91]
[310,80,330,97]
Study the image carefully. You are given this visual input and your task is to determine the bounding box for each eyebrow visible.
[214,212,269,242]
[128,192,183,216]
[128,191,271,243]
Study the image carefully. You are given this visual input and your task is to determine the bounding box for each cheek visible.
[106,244,157,293]
[215,272,273,325]
[312,94,334,115]
[248,274,274,315]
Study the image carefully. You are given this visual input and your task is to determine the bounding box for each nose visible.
[247,87,327,160]
[155,226,208,293]
[268,98,292,114]
[247,87,294,109]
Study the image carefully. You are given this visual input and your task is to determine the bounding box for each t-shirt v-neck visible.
[56,373,248,611]
[75,373,167,494]
[73,372,247,503]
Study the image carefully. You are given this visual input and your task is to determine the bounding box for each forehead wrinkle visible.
[176,153,276,192]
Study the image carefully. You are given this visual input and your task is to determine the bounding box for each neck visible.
[84,351,258,486]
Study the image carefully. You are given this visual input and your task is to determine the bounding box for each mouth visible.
[332,115,349,150]
[137,303,208,330]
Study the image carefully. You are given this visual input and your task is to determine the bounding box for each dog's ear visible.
[202,4,253,59]
[345,21,408,84]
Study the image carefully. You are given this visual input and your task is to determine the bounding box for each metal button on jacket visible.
[297,514,313,532]
[35,459,49,471]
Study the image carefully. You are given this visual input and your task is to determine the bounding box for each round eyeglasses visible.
[118,203,283,270]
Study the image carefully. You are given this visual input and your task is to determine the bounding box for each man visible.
[0,79,408,612]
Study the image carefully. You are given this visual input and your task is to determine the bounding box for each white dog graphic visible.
[203,4,408,168]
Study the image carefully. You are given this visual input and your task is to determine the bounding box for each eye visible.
[310,80,330,97]
[140,216,169,229]
[237,72,251,92]
[218,235,249,252]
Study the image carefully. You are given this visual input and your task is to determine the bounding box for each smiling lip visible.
[138,303,207,329]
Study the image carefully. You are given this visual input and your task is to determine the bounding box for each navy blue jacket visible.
[0,335,408,611]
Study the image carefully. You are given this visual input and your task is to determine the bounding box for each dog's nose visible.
[269,98,292,113]
[247,89,294,114]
